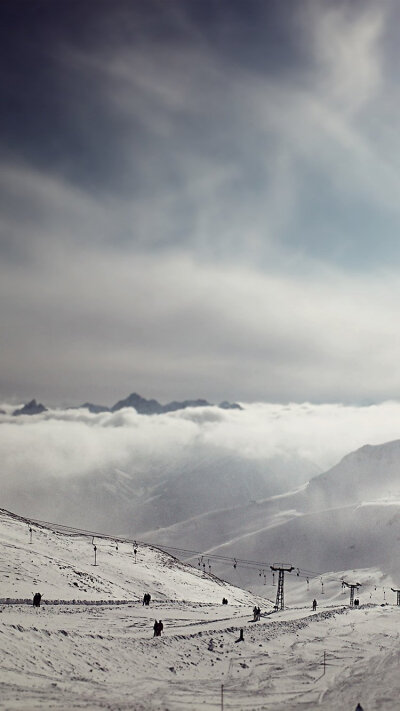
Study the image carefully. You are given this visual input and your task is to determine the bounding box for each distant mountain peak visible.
[13,399,47,416]
[110,392,243,415]
[11,393,243,416]
[111,393,163,414]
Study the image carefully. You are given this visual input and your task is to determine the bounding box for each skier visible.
[33,592,42,608]
[312,599,317,611]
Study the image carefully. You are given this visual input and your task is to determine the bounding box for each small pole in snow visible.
[29,526,33,544]
[391,588,400,606]
[93,545,97,566]
[221,683,224,711]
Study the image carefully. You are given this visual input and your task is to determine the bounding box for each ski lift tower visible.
[270,563,294,610]
[343,581,361,606]
[391,588,400,606]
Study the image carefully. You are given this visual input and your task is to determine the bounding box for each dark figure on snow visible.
[235,628,244,643]
[222,597,228,605]
[33,592,42,608]
[312,599,317,611]
[253,605,258,621]
[355,704,364,711]
[143,593,151,606]
[153,620,163,637]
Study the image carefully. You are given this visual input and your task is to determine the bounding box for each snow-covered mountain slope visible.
[306,438,400,509]
[0,508,256,605]
[142,439,400,590]
[3,508,400,709]
[142,499,400,593]
[1,441,316,537]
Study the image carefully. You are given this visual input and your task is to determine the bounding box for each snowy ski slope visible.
[1,507,400,709]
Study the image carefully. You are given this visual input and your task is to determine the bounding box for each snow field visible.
[2,601,400,709]
[0,509,255,604]
[2,508,400,709]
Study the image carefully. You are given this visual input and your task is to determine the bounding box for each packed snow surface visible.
[1,509,400,710]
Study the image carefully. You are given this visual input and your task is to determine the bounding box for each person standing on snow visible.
[153,620,164,637]
[33,592,42,608]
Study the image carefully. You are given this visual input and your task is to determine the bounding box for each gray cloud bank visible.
[2,2,400,404]
[2,247,400,404]
[1,401,400,534]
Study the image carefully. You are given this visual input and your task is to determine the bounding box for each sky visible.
[1,0,400,406]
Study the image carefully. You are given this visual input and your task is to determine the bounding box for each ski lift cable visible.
[21,513,387,592]
[21,516,337,584]
[21,518,323,580]
[23,514,273,570]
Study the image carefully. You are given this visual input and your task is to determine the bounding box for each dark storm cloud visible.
[2,0,400,404]
[1,0,396,261]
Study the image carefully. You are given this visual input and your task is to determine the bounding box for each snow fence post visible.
[221,683,224,711]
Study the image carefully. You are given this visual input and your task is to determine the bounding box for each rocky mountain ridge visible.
[10,392,242,416]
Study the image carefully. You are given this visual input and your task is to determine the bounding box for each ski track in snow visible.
[1,509,400,710]
[2,603,399,710]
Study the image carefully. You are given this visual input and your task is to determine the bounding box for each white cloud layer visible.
[2,401,400,490]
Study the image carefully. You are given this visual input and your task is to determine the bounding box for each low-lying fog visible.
[1,400,400,534]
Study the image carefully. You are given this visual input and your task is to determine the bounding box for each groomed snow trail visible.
[1,602,398,710]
